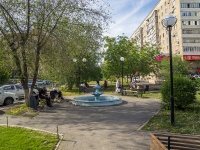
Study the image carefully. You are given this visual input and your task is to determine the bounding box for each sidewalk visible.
[0,94,161,150]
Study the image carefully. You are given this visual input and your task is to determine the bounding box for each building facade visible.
[131,0,200,73]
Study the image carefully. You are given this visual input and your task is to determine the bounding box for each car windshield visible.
[15,84,23,89]
[0,87,3,92]
[37,80,43,82]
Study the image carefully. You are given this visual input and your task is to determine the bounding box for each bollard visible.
[57,125,59,139]
[6,116,8,127]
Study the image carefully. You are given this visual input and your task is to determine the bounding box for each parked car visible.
[133,77,140,82]
[0,87,18,105]
[0,84,39,99]
[36,80,45,85]
[193,74,200,78]
[43,80,50,85]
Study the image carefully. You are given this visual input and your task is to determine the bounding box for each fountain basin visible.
[72,95,123,107]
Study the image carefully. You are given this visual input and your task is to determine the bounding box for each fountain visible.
[71,83,123,106]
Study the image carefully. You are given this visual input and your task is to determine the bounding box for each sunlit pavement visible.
[0,94,161,150]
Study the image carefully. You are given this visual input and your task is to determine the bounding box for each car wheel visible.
[4,97,14,105]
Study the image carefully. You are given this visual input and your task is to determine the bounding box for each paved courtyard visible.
[0,94,160,150]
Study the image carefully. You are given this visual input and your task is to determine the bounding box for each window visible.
[173,0,175,6]
[181,3,200,8]
[3,86,14,90]
[182,21,187,25]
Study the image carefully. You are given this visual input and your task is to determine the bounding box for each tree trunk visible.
[68,83,73,90]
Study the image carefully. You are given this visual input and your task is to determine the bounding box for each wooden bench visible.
[123,88,144,97]
[150,133,200,150]
[123,89,137,95]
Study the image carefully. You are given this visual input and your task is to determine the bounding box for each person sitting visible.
[39,87,52,107]
[130,81,137,89]
[80,82,87,93]
[85,82,89,88]
[103,80,108,89]
[53,84,64,99]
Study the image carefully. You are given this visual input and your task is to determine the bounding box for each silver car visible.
[0,84,39,99]
[0,87,18,105]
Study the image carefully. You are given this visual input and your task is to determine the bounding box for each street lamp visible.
[120,57,124,95]
[73,58,86,94]
[73,58,80,93]
[162,14,177,126]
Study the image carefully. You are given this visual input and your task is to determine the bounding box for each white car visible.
[0,87,18,105]
[133,77,140,82]
[0,84,39,99]
[36,80,45,85]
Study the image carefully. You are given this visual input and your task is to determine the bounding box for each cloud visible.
[104,0,159,38]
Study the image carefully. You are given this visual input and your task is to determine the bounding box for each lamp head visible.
[120,57,124,62]
[162,14,177,27]
[82,58,86,62]
[73,58,77,62]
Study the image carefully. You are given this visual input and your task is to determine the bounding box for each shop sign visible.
[183,55,200,60]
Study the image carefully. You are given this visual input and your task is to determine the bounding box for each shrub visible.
[194,78,200,90]
[161,76,196,109]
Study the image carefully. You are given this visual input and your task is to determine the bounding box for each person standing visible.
[96,80,100,86]
[115,80,120,93]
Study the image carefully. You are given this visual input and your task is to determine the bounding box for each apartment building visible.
[131,0,200,73]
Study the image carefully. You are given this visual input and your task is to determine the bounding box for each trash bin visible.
[30,95,39,109]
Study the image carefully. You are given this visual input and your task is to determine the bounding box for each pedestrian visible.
[130,81,137,89]
[103,80,108,89]
[53,84,64,99]
[80,82,87,93]
[115,80,121,93]
[39,87,53,107]
[96,80,100,86]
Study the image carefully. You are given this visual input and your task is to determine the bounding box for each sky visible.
[104,0,160,38]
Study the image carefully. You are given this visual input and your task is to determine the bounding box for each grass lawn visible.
[141,92,200,135]
[0,126,58,150]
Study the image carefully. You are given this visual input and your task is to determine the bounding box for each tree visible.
[102,36,160,81]
[0,0,110,106]
[0,67,10,85]
[159,55,190,79]
[39,21,104,89]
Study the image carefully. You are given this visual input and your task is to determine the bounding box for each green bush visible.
[161,76,196,109]
[194,78,200,90]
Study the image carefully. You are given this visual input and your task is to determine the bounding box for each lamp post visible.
[73,58,86,94]
[120,57,124,95]
[162,14,177,126]
[73,58,80,93]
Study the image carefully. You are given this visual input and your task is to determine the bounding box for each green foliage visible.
[0,67,10,85]
[159,55,190,79]
[161,76,196,109]
[0,0,110,104]
[142,109,200,134]
[194,78,200,89]
[102,36,160,80]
